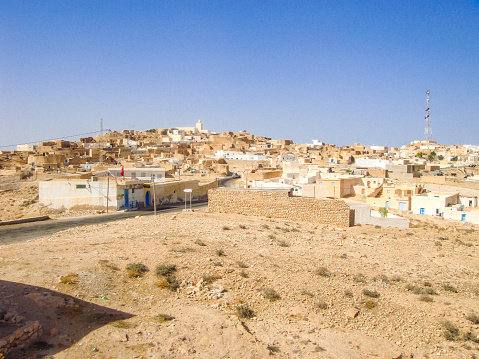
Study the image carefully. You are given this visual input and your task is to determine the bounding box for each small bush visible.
[239,224,247,229]
[380,275,389,283]
[406,284,424,294]
[267,345,280,353]
[301,290,314,297]
[316,300,328,310]
[378,207,388,217]
[344,290,353,298]
[165,275,179,292]
[263,288,281,302]
[443,321,460,341]
[236,261,248,268]
[277,240,290,247]
[353,273,367,283]
[216,249,226,256]
[239,270,249,278]
[419,295,434,302]
[194,239,207,246]
[236,304,255,319]
[463,331,479,343]
[424,288,437,295]
[156,264,177,277]
[444,284,458,293]
[290,227,300,232]
[315,267,331,278]
[438,236,449,241]
[222,226,231,231]
[365,300,377,309]
[261,224,270,229]
[362,289,380,298]
[202,274,221,284]
[390,275,402,282]
[374,225,381,229]
[154,314,175,322]
[424,281,432,287]
[466,313,479,324]
[126,263,149,278]
[60,273,79,285]
[213,261,223,266]
[268,234,276,240]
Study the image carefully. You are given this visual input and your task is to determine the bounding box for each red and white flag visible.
[120,166,124,176]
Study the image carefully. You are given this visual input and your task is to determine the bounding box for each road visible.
[0,203,207,245]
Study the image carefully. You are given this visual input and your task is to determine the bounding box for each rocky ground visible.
[0,209,478,358]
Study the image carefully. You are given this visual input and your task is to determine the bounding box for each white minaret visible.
[196,120,203,132]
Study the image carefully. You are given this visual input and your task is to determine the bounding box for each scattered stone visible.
[345,308,359,319]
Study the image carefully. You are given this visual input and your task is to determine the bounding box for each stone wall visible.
[208,189,352,227]
[0,320,43,355]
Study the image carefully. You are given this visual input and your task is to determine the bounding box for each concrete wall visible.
[150,179,217,205]
[208,189,352,227]
[347,201,410,229]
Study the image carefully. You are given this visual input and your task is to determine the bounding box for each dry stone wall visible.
[208,189,352,227]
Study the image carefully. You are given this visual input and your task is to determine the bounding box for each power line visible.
[0,130,112,149]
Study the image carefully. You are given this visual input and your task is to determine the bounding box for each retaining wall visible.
[208,189,352,227]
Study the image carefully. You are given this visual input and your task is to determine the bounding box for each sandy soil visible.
[0,209,478,358]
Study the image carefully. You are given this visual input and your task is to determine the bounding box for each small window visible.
[141,173,146,178]
[76,184,87,189]
[131,172,136,179]
[331,182,335,186]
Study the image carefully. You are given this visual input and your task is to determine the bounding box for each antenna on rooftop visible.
[99,118,103,167]
[424,89,432,141]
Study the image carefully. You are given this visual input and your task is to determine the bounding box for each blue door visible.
[124,189,129,208]
[385,201,390,208]
[399,202,406,211]
[461,214,466,221]
[145,191,150,206]
[420,208,425,215]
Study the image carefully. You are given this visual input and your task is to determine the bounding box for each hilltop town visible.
[1,122,479,358]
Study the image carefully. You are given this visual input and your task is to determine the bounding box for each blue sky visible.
[1,1,478,149]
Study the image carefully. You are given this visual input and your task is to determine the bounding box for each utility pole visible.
[152,175,157,215]
[99,118,103,167]
[425,90,432,141]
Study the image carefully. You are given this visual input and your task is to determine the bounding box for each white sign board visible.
[183,189,192,193]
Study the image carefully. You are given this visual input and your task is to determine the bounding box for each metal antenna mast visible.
[424,89,431,141]
[99,118,103,167]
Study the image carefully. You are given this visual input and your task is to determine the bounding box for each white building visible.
[108,167,166,182]
[411,192,460,216]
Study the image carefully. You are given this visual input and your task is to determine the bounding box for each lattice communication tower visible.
[424,89,431,141]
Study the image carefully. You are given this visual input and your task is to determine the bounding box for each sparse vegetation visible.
[216,249,226,256]
[194,239,207,246]
[126,263,149,278]
[213,261,223,266]
[239,224,247,229]
[466,313,479,324]
[315,266,331,278]
[236,261,248,268]
[60,273,79,284]
[155,264,177,277]
[301,289,314,297]
[277,240,290,247]
[443,284,458,293]
[344,290,353,298]
[263,288,281,301]
[362,289,380,298]
[419,295,434,302]
[365,300,377,309]
[353,273,367,283]
[390,275,402,282]
[236,304,255,319]
[239,270,249,278]
[154,314,175,322]
[268,234,276,240]
[442,321,460,341]
[202,274,221,284]
[378,207,388,217]
[316,300,328,310]
[261,224,270,229]
[222,226,231,230]
[267,345,280,353]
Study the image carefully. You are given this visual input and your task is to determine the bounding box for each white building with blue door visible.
[410,192,460,217]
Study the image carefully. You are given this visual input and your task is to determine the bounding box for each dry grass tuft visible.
[60,273,79,285]
[126,263,149,278]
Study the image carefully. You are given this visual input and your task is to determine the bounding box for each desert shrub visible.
[442,321,460,341]
[344,290,353,298]
[463,331,479,343]
[362,289,380,298]
[424,288,437,295]
[438,236,449,241]
[155,264,177,277]
[267,345,280,353]
[315,267,331,277]
[194,239,207,246]
[60,273,79,284]
[406,284,424,294]
[268,234,276,240]
[263,288,281,301]
[374,225,381,229]
[236,261,248,268]
[444,284,458,293]
[222,226,231,230]
[126,263,149,278]
[154,314,175,322]
[419,295,434,302]
[390,275,402,282]
[316,300,328,310]
[380,275,389,283]
[353,273,367,283]
[236,304,255,319]
[365,300,377,309]
[239,224,247,229]
[290,227,300,232]
[301,290,314,297]
[261,224,270,229]
[277,240,290,247]
[216,249,226,256]
[239,270,249,278]
[466,313,479,324]
[202,274,221,284]
[213,261,223,267]
[424,281,432,287]
[165,275,179,292]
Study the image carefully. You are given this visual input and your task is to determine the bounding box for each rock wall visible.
[0,320,43,355]
[208,189,352,227]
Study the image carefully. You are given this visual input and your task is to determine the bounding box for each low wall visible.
[0,321,43,355]
[347,201,410,229]
[208,189,352,227]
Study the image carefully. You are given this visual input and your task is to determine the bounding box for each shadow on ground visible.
[0,280,133,358]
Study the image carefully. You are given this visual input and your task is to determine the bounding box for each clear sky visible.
[1,1,478,149]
